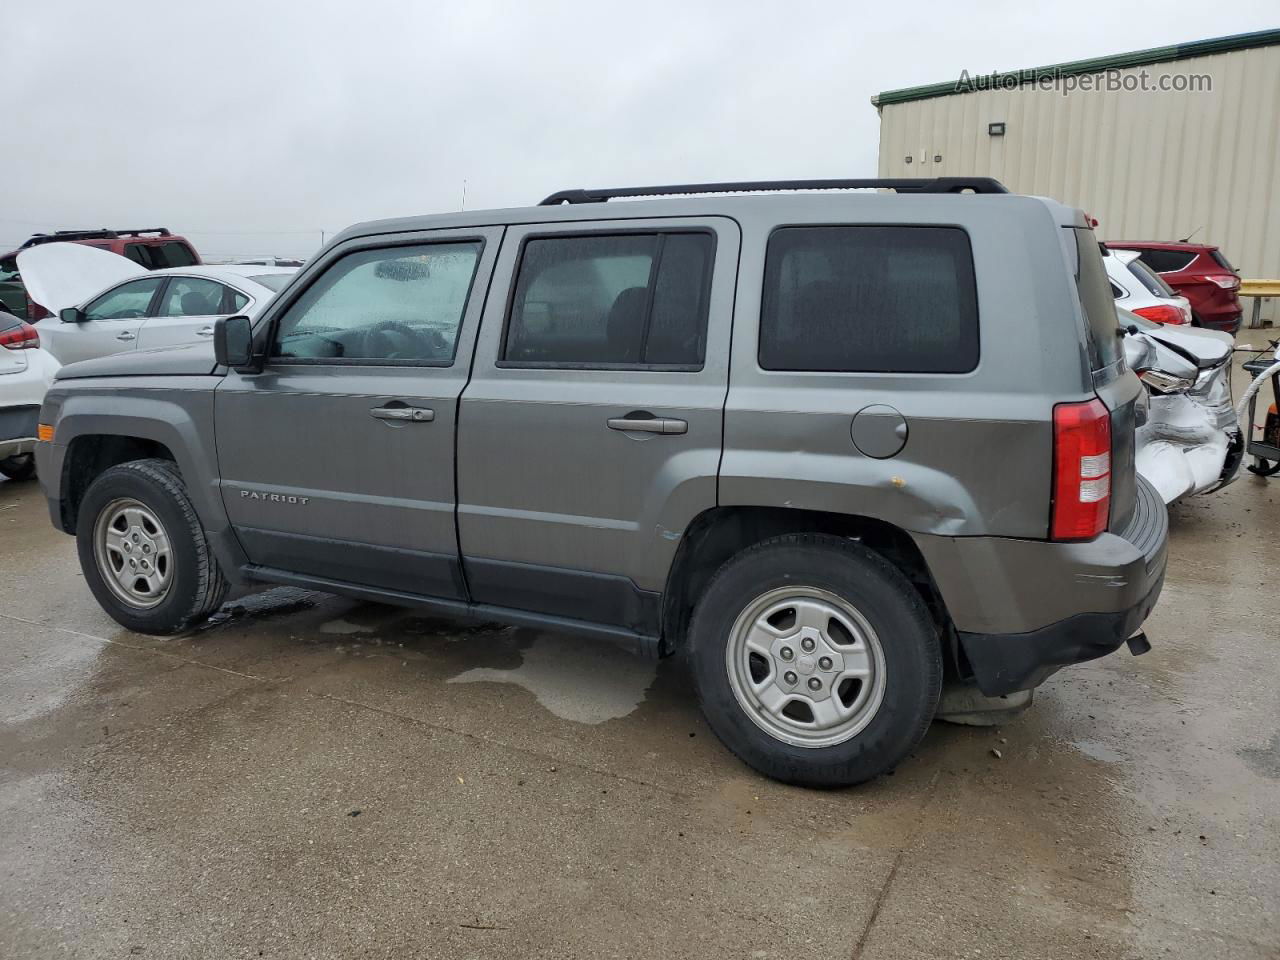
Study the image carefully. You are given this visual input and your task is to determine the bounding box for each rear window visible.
[1070,229,1123,370]
[1125,258,1176,298]
[759,226,979,373]
[250,273,290,292]
[124,241,199,269]
[1210,250,1236,273]
[1135,249,1195,274]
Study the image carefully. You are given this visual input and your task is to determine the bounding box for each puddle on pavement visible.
[318,617,377,636]
[447,632,657,724]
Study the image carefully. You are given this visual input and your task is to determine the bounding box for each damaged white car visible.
[1122,308,1242,503]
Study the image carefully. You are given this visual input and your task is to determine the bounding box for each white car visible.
[1105,248,1193,326]
[1122,308,1240,503]
[16,243,295,365]
[0,310,60,481]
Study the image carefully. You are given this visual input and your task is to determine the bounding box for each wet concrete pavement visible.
[1,444,1278,958]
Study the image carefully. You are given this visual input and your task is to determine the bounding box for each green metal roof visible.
[872,27,1280,107]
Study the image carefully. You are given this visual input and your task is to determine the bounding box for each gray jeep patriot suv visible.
[35,178,1168,786]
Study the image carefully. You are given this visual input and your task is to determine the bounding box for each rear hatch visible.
[1068,228,1140,531]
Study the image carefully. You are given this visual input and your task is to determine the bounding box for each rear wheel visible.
[76,458,228,634]
[688,534,941,787]
[0,454,35,481]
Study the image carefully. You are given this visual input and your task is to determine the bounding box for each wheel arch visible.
[660,506,953,656]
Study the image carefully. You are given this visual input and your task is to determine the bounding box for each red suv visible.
[1105,241,1242,334]
[0,228,201,321]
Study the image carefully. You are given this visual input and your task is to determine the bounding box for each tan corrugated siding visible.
[877,45,1280,321]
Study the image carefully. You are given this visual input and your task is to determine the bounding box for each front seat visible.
[604,286,648,363]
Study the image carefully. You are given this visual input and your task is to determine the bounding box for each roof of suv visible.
[335,180,1087,245]
[1106,241,1224,253]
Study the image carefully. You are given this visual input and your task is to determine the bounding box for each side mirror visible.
[60,307,86,323]
[214,315,256,370]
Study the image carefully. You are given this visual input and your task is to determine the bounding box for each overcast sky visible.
[6,1,1277,258]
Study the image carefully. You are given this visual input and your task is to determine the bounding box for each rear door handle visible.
[607,416,688,435]
[371,405,434,422]
[116,332,136,342]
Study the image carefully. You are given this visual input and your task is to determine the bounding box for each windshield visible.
[1126,258,1177,298]
[250,273,291,292]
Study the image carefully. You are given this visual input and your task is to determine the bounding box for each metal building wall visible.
[876,45,1280,321]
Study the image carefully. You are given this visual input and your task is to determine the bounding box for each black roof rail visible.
[539,177,1009,205]
[21,229,118,248]
[19,227,174,249]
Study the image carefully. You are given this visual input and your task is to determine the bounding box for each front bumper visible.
[913,475,1168,695]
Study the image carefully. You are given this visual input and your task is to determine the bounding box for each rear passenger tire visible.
[0,454,36,481]
[688,534,941,787]
[76,459,229,634]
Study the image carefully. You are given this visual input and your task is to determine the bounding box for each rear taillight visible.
[0,320,39,350]
[1205,275,1240,290]
[1051,398,1111,542]
[1131,304,1188,325]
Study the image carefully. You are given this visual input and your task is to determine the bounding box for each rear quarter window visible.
[1136,249,1195,274]
[1069,229,1122,370]
[759,225,979,373]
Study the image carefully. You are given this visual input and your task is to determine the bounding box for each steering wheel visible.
[361,319,436,360]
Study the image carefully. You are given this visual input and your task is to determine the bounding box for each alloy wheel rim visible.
[725,586,887,748]
[93,498,173,609]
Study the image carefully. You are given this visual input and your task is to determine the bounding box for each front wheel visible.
[76,458,229,634]
[688,534,941,787]
[0,453,36,481]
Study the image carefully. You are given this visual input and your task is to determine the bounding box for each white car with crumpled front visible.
[1122,307,1240,503]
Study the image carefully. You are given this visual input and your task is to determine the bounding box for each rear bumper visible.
[913,475,1168,694]
[958,570,1163,695]
[0,405,39,459]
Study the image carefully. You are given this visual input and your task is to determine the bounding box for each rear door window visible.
[158,277,237,316]
[759,226,979,373]
[502,232,714,368]
[1126,258,1176,297]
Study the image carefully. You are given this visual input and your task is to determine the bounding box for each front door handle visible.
[196,326,215,337]
[116,332,136,342]
[607,416,688,435]
[371,405,434,422]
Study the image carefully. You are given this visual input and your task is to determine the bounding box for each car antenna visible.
[1179,226,1202,243]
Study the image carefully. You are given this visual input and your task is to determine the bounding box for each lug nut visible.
[807,677,822,691]
[123,542,132,552]
[818,656,833,670]
[801,637,816,652]
[779,647,794,661]
[142,544,151,554]
[783,671,797,685]
[132,533,140,543]
[129,559,137,568]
